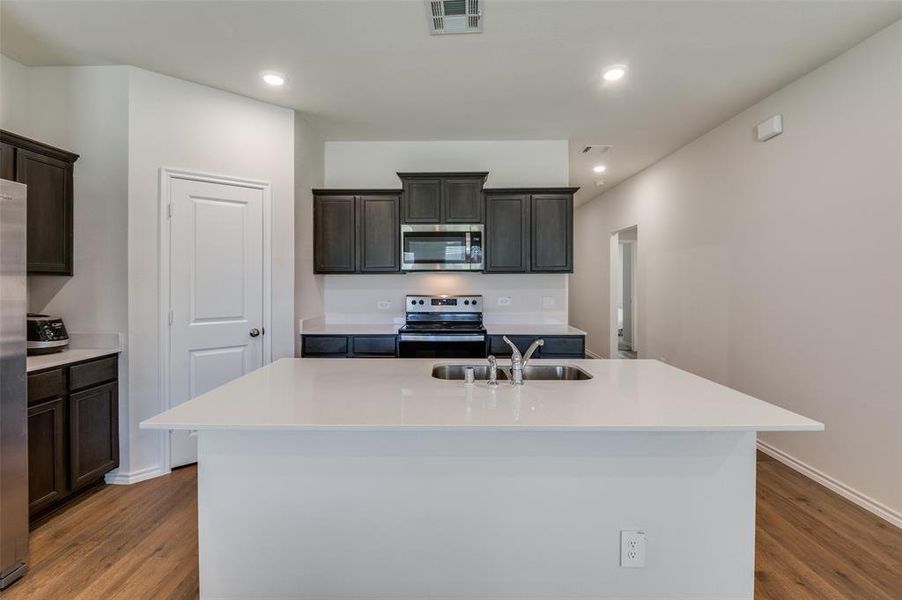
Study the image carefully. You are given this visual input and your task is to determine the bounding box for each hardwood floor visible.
[2,454,898,599]
[1,466,198,600]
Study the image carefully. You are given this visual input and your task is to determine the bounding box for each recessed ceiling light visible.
[602,64,627,82]
[593,164,607,173]
[261,71,285,86]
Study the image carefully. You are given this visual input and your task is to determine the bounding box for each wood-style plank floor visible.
[3,454,899,599]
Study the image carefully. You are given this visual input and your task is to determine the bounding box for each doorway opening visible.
[610,226,638,359]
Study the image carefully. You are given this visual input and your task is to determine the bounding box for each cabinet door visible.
[484,194,529,273]
[0,142,15,180]
[314,195,357,273]
[358,195,400,272]
[530,194,573,272]
[28,397,68,516]
[17,149,73,274]
[443,178,483,223]
[402,179,442,223]
[69,382,119,491]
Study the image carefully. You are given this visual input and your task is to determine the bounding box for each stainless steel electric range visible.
[398,295,487,359]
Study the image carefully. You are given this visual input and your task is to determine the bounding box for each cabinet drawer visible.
[69,356,118,391]
[351,336,397,357]
[302,335,349,357]
[540,336,585,357]
[28,368,65,404]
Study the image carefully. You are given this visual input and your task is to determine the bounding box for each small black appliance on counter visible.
[26,313,69,355]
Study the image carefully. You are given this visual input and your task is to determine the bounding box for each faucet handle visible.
[502,336,522,361]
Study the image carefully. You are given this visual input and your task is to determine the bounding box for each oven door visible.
[401,224,483,271]
[398,333,487,359]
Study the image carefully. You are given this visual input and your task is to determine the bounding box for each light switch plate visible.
[377,301,392,310]
[543,296,556,309]
[497,296,512,307]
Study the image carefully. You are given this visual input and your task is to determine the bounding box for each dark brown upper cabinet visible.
[1,130,79,275]
[484,192,530,273]
[484,188,577,274]
[530,193,573,272]
[313,190,400,274]
[357,194,400,272]
[314,194,357,273]
[399,172,487,224]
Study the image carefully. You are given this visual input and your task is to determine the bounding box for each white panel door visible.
[169,177,265,467]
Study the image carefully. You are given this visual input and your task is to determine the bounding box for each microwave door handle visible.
[465,232,472,263]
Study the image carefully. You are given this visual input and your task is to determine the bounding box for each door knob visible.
[249,328,261,338]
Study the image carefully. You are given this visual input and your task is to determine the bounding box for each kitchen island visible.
[142,358,821,599]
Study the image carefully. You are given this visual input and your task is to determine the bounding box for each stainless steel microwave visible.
[401,224,483,271]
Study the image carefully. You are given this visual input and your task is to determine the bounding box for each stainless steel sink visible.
[519,365,593,381]
[431,364,592,381]
[431,364,508,381]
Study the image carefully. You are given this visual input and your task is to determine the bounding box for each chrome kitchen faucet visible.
[502,336,544,385]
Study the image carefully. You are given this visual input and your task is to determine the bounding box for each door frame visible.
[158,167,272,468]
[609,225,639,359]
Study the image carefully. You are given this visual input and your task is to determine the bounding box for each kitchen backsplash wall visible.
[322,273,568,325]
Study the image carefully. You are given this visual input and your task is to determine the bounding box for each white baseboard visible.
[105,465,171,485]
[757,440,901,529]
[585,349,606,359]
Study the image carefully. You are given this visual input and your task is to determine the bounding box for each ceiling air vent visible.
[581,145,612,154]
[428,0,482,35]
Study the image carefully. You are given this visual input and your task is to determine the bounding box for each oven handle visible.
[399,334,486,342]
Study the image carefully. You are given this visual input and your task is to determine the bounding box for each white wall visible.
[319,140,571,325]
[1,57,133,474]
[0,54,29,131]
[570,22,902,519]
[126,68,295,478]
[294,115,325,352]
[324,140,569,188]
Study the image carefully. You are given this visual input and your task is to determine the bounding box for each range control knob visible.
[472,299,478,306]
[411,299,416,305]
[419,300,425,305]
[464,300,470,305]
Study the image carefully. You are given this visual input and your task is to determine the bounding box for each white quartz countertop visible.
[27,348,119,373]
[485,324,586,336]
[301,323,400,335]
[300,324,586,336]
[142,358,822,433]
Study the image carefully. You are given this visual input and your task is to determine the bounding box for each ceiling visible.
[2,1,899,204]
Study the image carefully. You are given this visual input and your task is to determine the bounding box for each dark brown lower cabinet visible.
[27,398,68,516]
[487,335,585,359]
[27,355,119,522]
[69,381,119,491]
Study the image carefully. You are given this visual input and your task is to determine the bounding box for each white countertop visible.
[301,323,401,335]
[485,324,586,336]
[300,323,586,336]
[27,348,119,373]
[142,358,822,433]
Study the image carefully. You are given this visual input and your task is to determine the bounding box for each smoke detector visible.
[428,0,482,35]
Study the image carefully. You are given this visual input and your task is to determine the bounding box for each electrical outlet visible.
[497,296,512,307]
[620,530,646,568]
[377,300,392,310]
[542,296,556,309]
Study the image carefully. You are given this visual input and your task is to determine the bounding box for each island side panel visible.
[197,430,756,600]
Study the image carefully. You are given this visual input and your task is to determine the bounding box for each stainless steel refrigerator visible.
[0,178,28,589]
